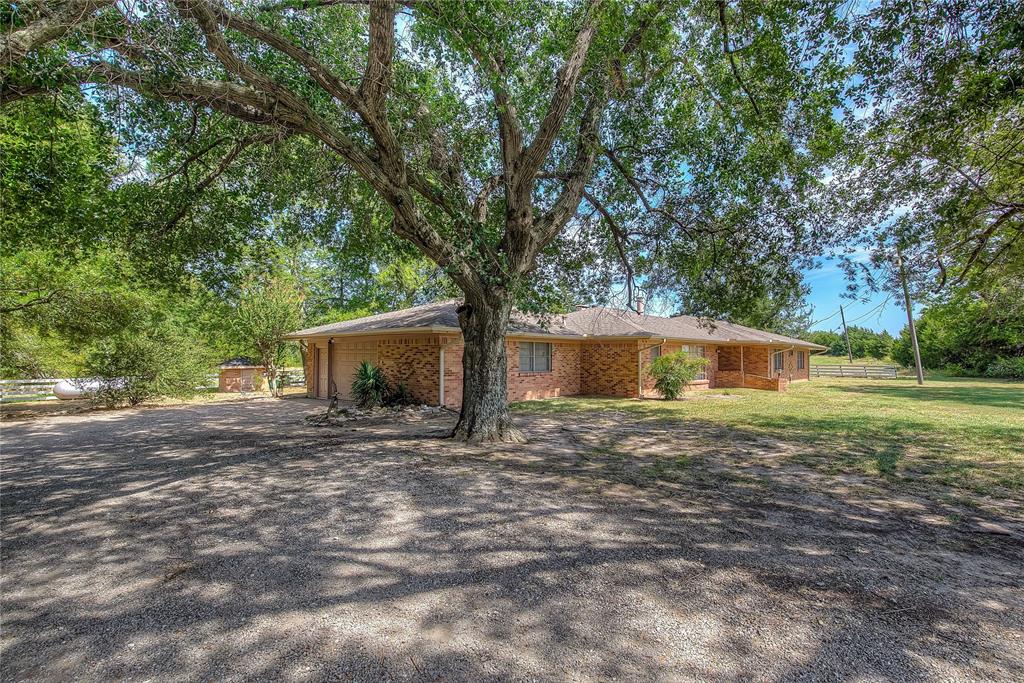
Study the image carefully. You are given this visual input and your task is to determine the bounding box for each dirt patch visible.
[2,400,1022,681]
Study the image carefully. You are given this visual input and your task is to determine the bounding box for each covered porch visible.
[715,345,790,391]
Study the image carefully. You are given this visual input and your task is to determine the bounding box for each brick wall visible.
[300,333,804,404]
[719,345,742,371]
[377,336,442,405]
[441,338,463,409]
[581,341,641,397]
[507,340,582,401]
[219,367,265,392]
[440,338,583,407]
[743,346,770,376]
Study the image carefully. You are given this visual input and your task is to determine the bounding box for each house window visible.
[773,350,784,372]
[797,351,805,370]
[650,346,662,360]
[519,342,551,372]
[682,344,707,380]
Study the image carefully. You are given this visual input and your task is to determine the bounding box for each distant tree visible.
[229,275,303,396]
[807,330,844,356]
[805,326,893,359]
[891,279,1024,376]
[84,326,213,406]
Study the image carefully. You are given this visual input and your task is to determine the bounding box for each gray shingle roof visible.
[564,307,825,348]
[287,299,825,349]
[286,299,582,339]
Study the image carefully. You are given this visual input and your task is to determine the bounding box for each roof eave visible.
[286,327,827,349]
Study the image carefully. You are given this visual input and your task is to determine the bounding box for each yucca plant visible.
[351,361,390,408]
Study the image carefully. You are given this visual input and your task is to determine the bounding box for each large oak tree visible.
[3,0,845,441]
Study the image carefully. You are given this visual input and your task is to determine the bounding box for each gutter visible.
[636,339,667,399]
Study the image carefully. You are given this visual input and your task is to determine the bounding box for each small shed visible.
[218,357,266,393]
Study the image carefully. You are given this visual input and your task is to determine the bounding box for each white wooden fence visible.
[809,364,899,379]
[1,368,306,402]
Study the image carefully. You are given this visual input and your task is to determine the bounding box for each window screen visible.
[797,351,805,369]
[682,344,707,380]
[519,342,551,372]
[773,351,784,371]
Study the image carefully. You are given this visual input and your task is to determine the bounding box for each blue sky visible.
[803,258,909,335]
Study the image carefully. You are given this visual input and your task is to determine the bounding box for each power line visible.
[843,295,892,326]
[809,307,842,327]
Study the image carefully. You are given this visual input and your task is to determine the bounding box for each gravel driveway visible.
[2,398,1022,681]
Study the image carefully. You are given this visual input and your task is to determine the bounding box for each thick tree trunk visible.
[451,289,526,443]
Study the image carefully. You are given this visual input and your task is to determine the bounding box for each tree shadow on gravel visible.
[2,399,1022,681]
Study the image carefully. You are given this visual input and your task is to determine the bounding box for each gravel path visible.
[2,398,1022,681]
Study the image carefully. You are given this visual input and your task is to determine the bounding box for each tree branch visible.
[162,131,283,234]
[257,0,415,11]
[583,190,635,309]
[0,289,63,315]
[603,147,698,239]
[417,1,524,172]
[155,135,232,184]
[473,175,503,223]
[0,0,113,69]
[360,0,395,114]
[716,0,761,117]
[206,3,362,110]
[516,8,598,183]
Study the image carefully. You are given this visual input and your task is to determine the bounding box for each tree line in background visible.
[806,327,895,362]
[2,1,1021,430]
[0,93,457,389]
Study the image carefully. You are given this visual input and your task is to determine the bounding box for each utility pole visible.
[896,245,925,385]
[839,305,854,363]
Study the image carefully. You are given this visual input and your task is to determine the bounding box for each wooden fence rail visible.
[809,364,898,378]
[1,368,306,401]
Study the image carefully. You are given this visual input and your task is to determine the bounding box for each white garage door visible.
[331,340,378,400]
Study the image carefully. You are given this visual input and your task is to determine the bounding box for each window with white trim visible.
[797,351,805,370]
[519,342,551,372]
[682,344,707,380]
[773,350,785,372]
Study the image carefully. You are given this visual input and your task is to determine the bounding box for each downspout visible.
[636,339,667,399]
[771,345,795,381]
[438,344,445,407]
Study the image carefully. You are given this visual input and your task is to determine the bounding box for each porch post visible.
[327,338,334,397]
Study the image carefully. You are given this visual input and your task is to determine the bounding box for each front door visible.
[316,347,329,398]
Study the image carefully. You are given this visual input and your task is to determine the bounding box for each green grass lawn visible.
[513,377,1024,505]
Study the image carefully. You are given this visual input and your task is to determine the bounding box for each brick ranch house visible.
[286,300,826,408]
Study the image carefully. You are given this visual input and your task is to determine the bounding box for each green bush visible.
[83,328,212,407]
[388,382,413,406]
[985,357,1024,379]
[892,286,1023,376]
[351,361,390,408]
[649,352,710,400]
[350,364,419,408]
